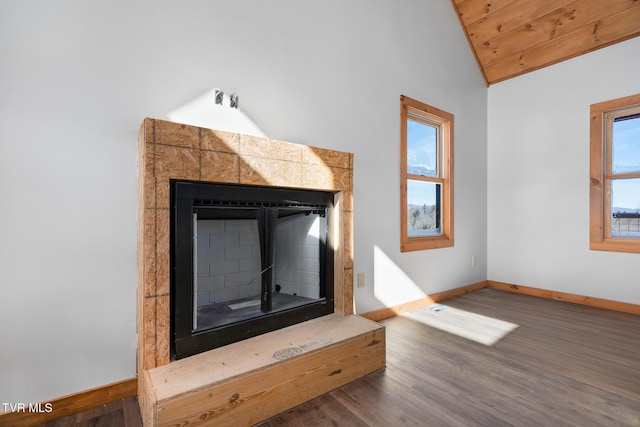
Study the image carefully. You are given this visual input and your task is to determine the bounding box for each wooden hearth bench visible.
[139,314,385,426]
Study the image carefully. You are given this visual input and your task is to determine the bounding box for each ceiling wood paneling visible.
[451,0,640,85]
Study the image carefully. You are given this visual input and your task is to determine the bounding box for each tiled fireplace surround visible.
[137,119,387,426]
[137,117,356,372]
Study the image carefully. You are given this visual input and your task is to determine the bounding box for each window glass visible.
[407,118,438,177]
[610,178,640,238]
[612,115,640,174]
[407,180,441,237]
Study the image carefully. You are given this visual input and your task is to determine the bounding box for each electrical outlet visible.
[471,255,477,266]
[357,272,365,288]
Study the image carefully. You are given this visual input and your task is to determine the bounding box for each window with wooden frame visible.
[590,93,640,253]
[400,95,454,252]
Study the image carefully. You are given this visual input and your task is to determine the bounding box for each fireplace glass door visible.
[172,182,334,359]
[194,207,326,331]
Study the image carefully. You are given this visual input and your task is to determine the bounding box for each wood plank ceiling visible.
[451,0,640,85]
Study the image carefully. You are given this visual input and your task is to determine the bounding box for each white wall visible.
[487,37,640,305]
[0,0,487,405]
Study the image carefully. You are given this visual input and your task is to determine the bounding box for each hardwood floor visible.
[38,288,640,426]
[259,288,640,426]
[37,396,142,427]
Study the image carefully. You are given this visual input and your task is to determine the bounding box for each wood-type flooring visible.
[37,396,142,427]
[38,288,640,426]
[260,288,640,426]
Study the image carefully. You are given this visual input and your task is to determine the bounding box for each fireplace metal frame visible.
[171,180,335,360]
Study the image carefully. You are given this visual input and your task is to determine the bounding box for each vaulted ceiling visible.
[451,0,640,85]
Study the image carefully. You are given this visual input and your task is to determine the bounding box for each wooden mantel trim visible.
[0,378,137,427]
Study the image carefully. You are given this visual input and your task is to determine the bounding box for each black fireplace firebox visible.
[171,181,335,360]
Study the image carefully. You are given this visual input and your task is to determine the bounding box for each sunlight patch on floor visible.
[401,304,519,346]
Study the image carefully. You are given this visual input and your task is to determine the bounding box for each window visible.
[400,95,454,252]
[590,93,640,253]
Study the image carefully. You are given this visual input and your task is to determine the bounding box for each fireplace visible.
[137,117,355,372]
[172,180,336,359]
[137,118,385,427]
